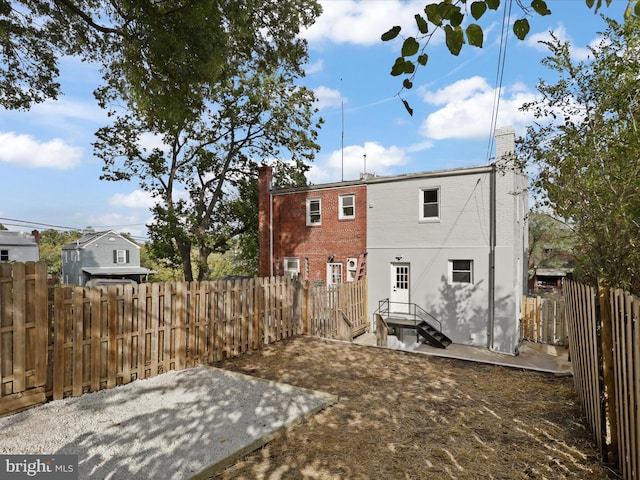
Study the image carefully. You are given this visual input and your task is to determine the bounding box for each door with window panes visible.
[390,263,410,313]
[326,263,343,286]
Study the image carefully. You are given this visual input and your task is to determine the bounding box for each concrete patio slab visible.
[0,366,336,480]
[353,332,572,374]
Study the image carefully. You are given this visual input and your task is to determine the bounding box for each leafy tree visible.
[95,1,321,282]
[519,17,640,293]
[527,211,576,272]
[381,0,639,115]
[1,1,283,113]
[37,229,81,277]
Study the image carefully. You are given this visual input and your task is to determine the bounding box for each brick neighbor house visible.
[258,165,367,286]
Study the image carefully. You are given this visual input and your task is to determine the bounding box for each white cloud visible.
[138,132,168,152]
[85,212,150,240]
[419,77,537,140]
[308,141,410,183]
[304,0,425,46]
[525,23,601,61]
[314,86,344,110]
[0,132,83,169]
[31,98,105,125]
[305,59,324,75]
[109,190,156,209]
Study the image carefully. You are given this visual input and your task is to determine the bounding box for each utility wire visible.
[0,217,149,242]
[486,0,513,163]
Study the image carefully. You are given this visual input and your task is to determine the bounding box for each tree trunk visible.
[176,239,193,282]
[196,245,212,282]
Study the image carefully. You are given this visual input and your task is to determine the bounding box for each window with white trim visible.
[339,194,355,219]
[284,257,300,278]
[114,249,129,264]
[419,188,440,221]
[0,249,8,261]
[306,198,321,225]
[449,260,473,284]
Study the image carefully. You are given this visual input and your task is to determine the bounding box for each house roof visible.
[535,268,573,277]
[62,230,140,250]
[271,163,511,195]
[82,267,155,276]
[0,231,38,247]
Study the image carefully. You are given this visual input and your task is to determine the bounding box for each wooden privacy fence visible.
[306,277,369,341]
[0,262,368,416]
[564,280,639,480]
[520,296,566,345]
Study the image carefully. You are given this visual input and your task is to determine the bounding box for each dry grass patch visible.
[210,336,616,480]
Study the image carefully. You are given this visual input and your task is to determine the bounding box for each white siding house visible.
[0,230,40,263]
[61,230,154,286]
[366,127,528,354]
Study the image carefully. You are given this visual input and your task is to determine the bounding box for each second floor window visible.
[420,188,440,221]
[114,249,130,264]
[339,194,355,219]
[307,198,321,225]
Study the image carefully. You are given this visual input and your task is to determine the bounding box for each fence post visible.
[302,280,309,335]
[598,281,618,464]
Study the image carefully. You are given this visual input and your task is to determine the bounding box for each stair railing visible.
[413,303,444,334]
[374,298,444,334]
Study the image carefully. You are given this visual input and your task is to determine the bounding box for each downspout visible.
[269,189,274,277]
[488,164,496,350]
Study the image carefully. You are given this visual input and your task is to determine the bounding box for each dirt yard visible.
[210,336,617,480]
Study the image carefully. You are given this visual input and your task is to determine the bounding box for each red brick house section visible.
[258,166,367,285]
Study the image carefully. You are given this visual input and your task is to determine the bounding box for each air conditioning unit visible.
[346,257,358,282]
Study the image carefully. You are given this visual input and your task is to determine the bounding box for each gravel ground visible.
[0,366,335,479]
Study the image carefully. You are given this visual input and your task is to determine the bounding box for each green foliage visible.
[37,229,81,277]
[95,1,322,282]
[382,0,636,115]
[519,17,640,293]
[527,212,576,272]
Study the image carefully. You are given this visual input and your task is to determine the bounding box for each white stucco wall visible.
[366,165,527,354]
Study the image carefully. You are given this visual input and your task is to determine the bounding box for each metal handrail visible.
[374,298,443,333]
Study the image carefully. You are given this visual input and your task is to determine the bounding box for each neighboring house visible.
[61,230,154,286]
[529,268,572,294]
[258,127,528,355]
[258,165,367,285]
[0,230,40,262]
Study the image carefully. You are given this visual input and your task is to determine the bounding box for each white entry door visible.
[390,263,410,313]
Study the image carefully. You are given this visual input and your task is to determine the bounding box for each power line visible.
[486,0,513,163]
[0,217,81,231]
[0,217,149,242]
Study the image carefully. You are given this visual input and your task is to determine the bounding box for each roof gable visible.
[62,230,140,250]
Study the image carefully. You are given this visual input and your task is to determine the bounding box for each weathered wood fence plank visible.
[521,296,566,345]
[565,280,639,480]
[1,263,367,417]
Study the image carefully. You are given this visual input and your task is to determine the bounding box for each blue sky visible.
[0,1,627,240]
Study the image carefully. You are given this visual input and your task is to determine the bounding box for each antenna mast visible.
[341,77,344,182]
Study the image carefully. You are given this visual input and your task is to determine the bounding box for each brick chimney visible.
[31,229,40,244]
[258,165,273,277]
